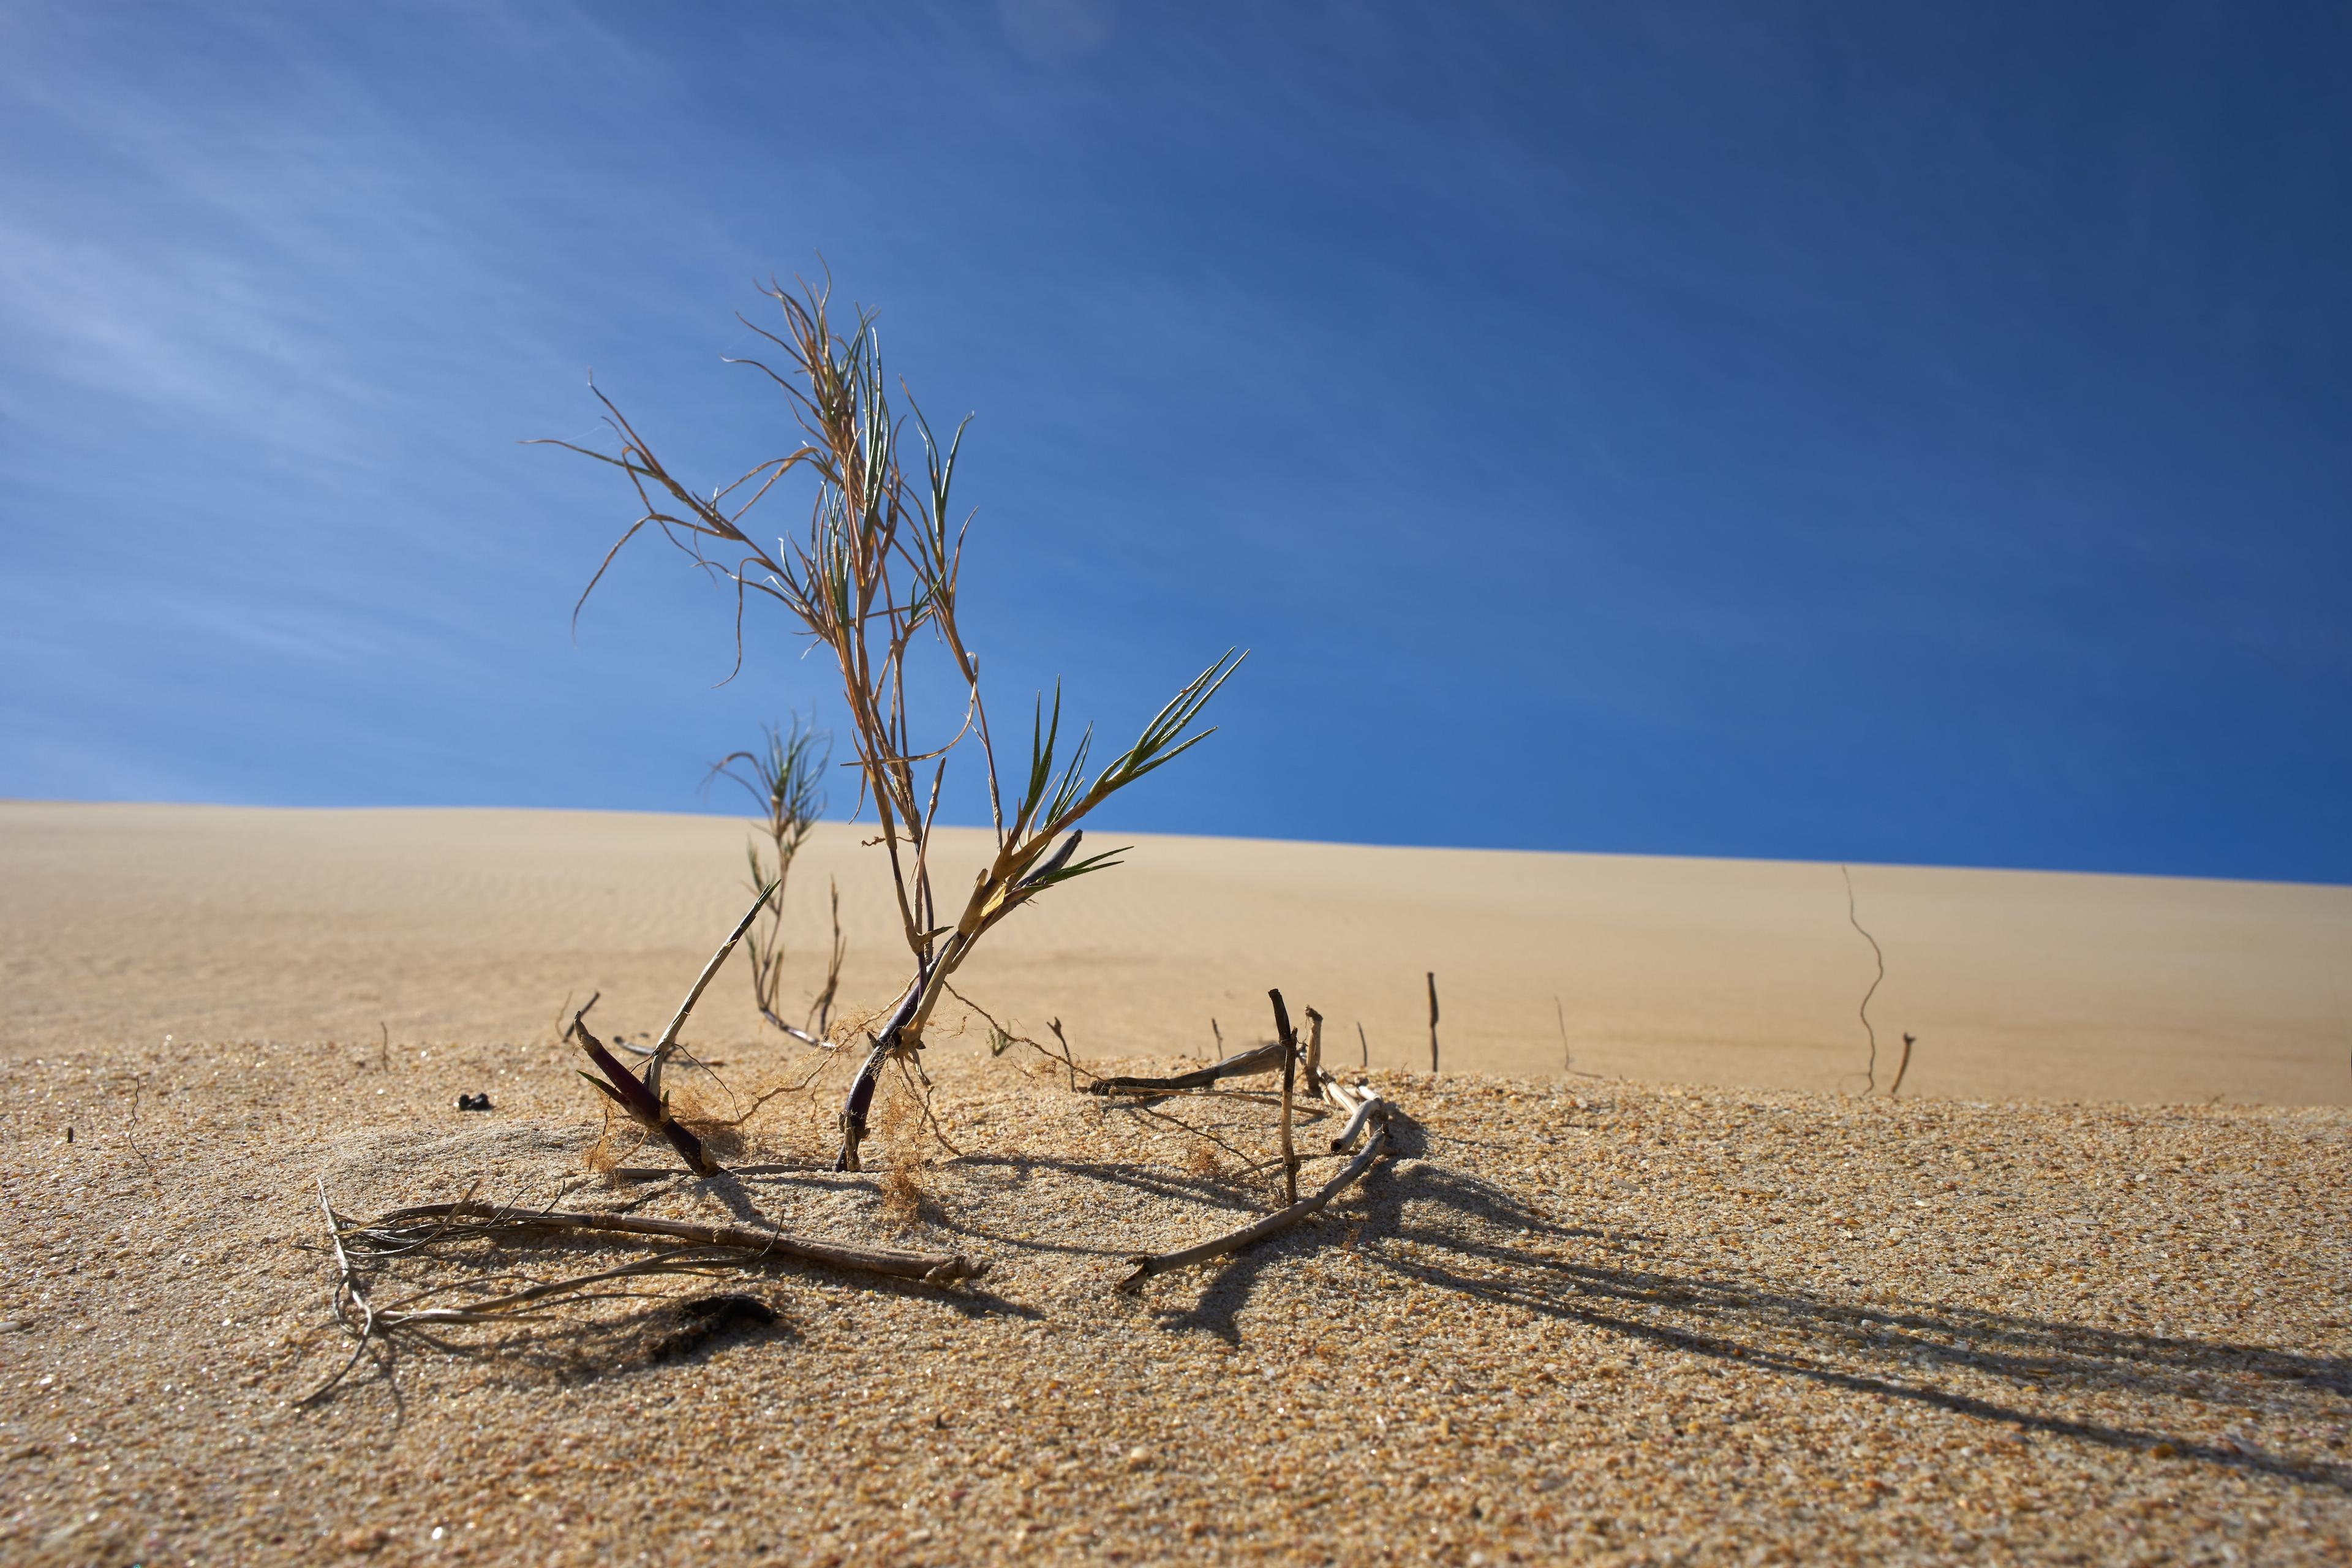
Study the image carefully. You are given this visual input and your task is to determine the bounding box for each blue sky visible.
[3,1,2347,881]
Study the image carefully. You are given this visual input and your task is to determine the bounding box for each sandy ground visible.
[3,802,2347,1103]
[2,802,2348,1564]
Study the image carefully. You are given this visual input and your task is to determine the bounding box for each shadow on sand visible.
[1135,1116,2350,1494]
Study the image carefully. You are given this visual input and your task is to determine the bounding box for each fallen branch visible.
[1087,1041,1286,1095]
[352,1199,986,1283]
[1119,1093,1391,1289]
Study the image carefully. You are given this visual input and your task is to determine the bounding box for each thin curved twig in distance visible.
[1842,864,1885,1094]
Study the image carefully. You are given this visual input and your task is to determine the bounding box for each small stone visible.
[1123,1447,1151,1471]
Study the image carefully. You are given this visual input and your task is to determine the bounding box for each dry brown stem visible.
[1843,864,1887,1093]
[1427,971,1440,1074]
[1272,989,1300,1207]
[1086,1042,1286,1095]
[1120,1074,1391,1289]
[353,1199,984,1283]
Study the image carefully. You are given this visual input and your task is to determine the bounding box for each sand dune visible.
[4,800,2348,1563]
[3,801,2345,1104]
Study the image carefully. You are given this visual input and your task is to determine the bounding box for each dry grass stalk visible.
[712,718,841,1047]
[566,875,782,1178]
[543,274,1242,1172]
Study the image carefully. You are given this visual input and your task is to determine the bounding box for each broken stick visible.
[1272,989,1300,1206]
[1427,971,1440,1074]
[1120,1088,1390,1289]
[353,1199,986,1283]
[1087,1041,1286,1095]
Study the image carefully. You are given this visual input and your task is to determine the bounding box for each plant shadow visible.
[1143,1120,2352,1496]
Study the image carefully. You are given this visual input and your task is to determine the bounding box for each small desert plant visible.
[544,273,1242,1169]
[710,717,844,1045]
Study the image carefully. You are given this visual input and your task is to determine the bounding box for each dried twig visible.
[567,880,779,1177]
[1120,1078,1391,1289]
[294,1183,984,1399]
[1272,990,1300,1206]
[894,1052,963,1159]
[1842,865,1885,1093]
[113,1075,163,1195]
[1427,971,1439,1074]
[352,1199,984,1283]
[958,989,1261,1167]
[809,876,845,1039]
[1087,1042,1287,1096]
[1328,1087,1382,1153]
[1046,1019,1079,1095]
[649,876,779,1090]
[298,1177,380,1405]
